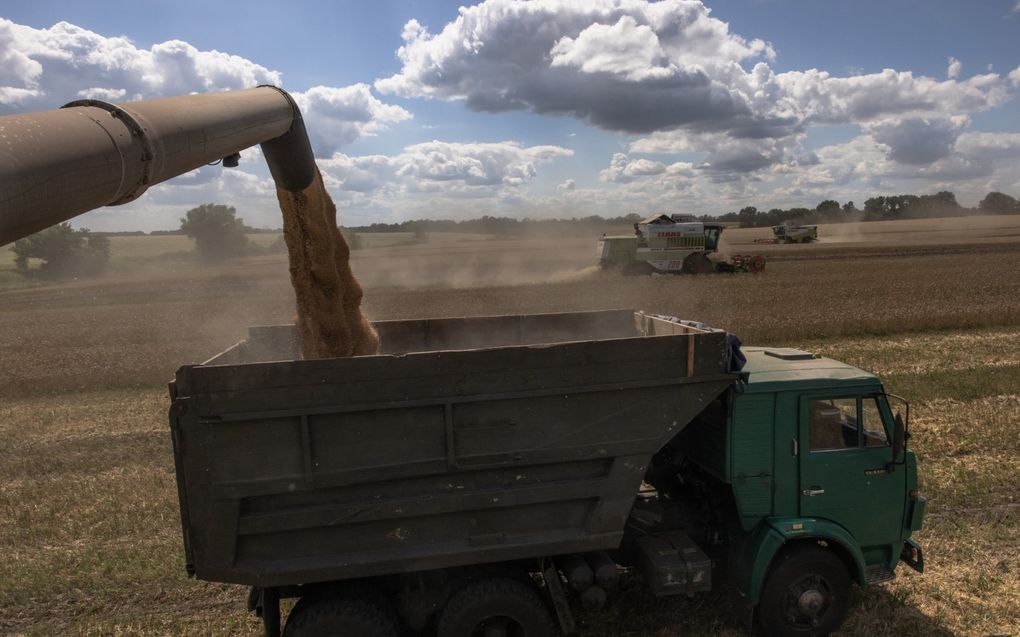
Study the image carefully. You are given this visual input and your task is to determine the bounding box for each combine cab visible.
[598,214,764,274]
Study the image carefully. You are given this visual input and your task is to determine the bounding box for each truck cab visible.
[649,346,926,634]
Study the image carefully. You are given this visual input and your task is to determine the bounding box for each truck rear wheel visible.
[437,577,555,637]
[757,545,851,637]
[282,594,399,637]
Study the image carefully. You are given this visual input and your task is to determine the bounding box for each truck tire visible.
[282,594,399,637]
[757,545,851,637]
[437,577,556,637]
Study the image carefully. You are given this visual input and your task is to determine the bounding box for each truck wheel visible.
[757,545,851,637]
[282,594,399,637]
[437,577,556,637]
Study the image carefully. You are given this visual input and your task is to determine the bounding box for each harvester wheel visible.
[681,253,714,275]
[751,256,766,273]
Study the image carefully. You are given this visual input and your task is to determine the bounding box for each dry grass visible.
[1,230,1019,635]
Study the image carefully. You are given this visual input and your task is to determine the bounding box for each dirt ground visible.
[1,214,1019,636]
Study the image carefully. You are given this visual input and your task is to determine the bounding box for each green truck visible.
[169,310,925,637]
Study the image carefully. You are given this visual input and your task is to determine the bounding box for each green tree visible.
[979,192,1019,214]
[737,206,759,227]
[180,204,250,262]
[816,200,841,215]
[863,197,885,219]
[10,223,110,278]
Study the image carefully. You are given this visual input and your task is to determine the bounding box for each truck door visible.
[798,395,905,550]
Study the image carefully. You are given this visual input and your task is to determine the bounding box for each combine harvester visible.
[755,221,819,244]
[598,214,765,274]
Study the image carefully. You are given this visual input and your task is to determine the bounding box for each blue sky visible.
[2,0,1019,230]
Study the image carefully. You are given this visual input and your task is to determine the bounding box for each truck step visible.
[634,532,712,596]
[864,564,896,585]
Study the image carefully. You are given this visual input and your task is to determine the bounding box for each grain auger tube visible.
[0,86,316,246]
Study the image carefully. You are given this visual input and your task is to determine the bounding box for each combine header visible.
[598,214,764,274]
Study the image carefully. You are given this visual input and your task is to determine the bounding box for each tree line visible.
[9,190,1020,279]
[722,191,1020,228]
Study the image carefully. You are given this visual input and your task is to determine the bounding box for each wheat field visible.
[1,217,1018,636]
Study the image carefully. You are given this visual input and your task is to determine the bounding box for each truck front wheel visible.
[757,545,851,637]
[437,577,556,637]
[282,594,399,637]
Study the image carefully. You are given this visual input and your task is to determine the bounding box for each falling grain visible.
[277,170,378,359]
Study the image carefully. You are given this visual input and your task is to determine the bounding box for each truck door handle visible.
[802,488,825,497]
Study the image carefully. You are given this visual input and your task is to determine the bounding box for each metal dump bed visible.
[169,309,736,587]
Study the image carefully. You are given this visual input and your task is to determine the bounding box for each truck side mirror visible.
[892,412,906,464]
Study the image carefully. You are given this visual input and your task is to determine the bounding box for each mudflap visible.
[541,558,576,634]
[727,586,756,634]
[249,587,281,637]
[900,539,924,573]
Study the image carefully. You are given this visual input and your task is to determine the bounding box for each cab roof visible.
[740,347,880,394]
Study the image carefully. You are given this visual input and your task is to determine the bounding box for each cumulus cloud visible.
[377,0,1013,176]
[0,19,409,158]
[320,141,572,194]
[1010,65,1020,87]
[600,153,667,182]
[550,16,675,82]
[947,56,961,80]
[557,178,576,191]
[630,129,814,179]
[794,129,1020,193]
[291,85,411,156]
[868,116,966,165]
[0,19,280,109]
[396,141,572,187]
[599,153,696,189]
[376,0,775,134]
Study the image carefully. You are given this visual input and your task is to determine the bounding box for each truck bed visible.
[169,310,736,587]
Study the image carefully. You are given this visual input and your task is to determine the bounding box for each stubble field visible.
[1,215,1018,636]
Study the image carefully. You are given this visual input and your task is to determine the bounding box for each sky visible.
[2,0,1020,231]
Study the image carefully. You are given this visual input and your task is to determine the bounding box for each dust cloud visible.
[816,222,866,244]
[277,170,379,359]
[351,236,605,291]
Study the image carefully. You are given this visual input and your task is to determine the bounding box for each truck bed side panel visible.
[170,312,734,587]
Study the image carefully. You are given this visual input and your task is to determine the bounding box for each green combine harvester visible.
[771,221,819,244]
[598,214,765,274]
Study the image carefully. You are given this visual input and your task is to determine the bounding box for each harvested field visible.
[723,214,1020,252]
[1,221,1019,636]
[3,237,1020,396]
